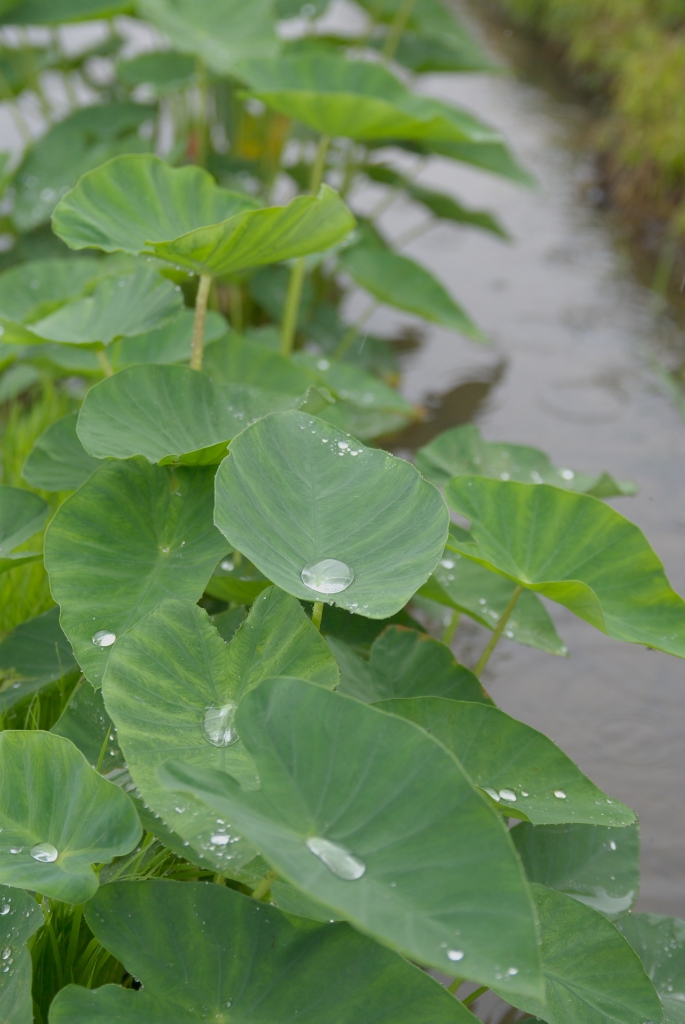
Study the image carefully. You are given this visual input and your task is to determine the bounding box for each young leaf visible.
[50,879,478,1024]
[378,697,635,826]
[238,54,501,144]
[214,411,449,619]
[44,459,226,685]
[445,478,685,658]
[494,883,663,1024]
[416,423,636,496]
[0,883,42,1024]
[329,625,490,704]
[0,607,78,712]
[617,914,685,1024]
[28,266,183,346]
[22,413,102,492]
[511,821,640,918]
[110,308,227,370]
[0,731,141,903]
[160,676,544,997]
[136,0,279,75]
[338,224,484,339]
[419,546,568,656]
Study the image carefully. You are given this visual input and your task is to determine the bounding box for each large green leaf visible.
[76,364,302,465]
[52,155,355,277]
[617,914,685,1024]
[44,459,226,685]
[0,607,78,712]
[378,697,635,826]
[28,266,183,346]
[214,411,449,619]
[12,104,153,233]
[136,0,279,75]
[160,676,543,996]
[445,478,685,658]
[419,544,568,656]
[338,225,484,339]
[495,884,663,1024]
[0,731,141,903]
[416,424,636,497]
[1,0,133,24]
[0,884,42,1024]
[22,413,102,492]
[110,308,227,369]
[50,878,478,1024]
[329,625,489,704]
[103,596,337,875]
[511,821,640,918]
[238,54,500,144]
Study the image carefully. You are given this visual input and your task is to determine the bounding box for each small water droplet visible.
[500,472,510,480]
[521,791,529,797]
[305,836,365,880]
[609,840,617,851]
[499,789,516,802]
[483,787,500,802]
[301,559,354,595]
[0,905,9,916]
[440,558,455,569]
[317,359,329,370]
[1,947,10,961]
[220,559,234,571]
[560,469,574,480]
[447,950,464,961]
[554,790,567,799]
[202,704,239,747]
[530,471,543,483]
[30,842,58,863]
[506,967,519,976]
[210,834,231,846]
[9,848,22,855]
[92,630,116,648]
[161,546,170,554]
[337,441,349,450]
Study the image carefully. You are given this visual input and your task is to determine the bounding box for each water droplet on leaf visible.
[202,704,239,747]
[92,630,116,648]
[499,789,516,802]
[447,950,464,961]
[301,559,354,595]
[305,836,365,880]
[30,843,58,863]
[554,789,567,799]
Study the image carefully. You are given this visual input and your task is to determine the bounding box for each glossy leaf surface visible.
[22,413,102,492]
[50,879,477,1024]
[617,914,685,1024]
[161,676,543,996]
[0,607,77,712]
[0,884,42,1024]
[45,459,226,685]
[0,731,140,903]
[445,477,685,657]
[214,411,449,619]
[512,821,640,918]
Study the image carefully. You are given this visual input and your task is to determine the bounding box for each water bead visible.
[202,704,239,747]
[440,558,455,569]
[506,967,519,976]
[554,789,567,799]
[499,789,517,802]
[210,834,231,846]
[301,559,354,595]
[9,848,22,855]
[609,840,617,851]
[0,905,9,916]
[220,559,234,571]
[447,950,464,961]
[483,787,500,801]
[305,836,366,881]
[30,842,59,863]
[560,469,574,480]
[92,630,116,648]
[1,947,10,961]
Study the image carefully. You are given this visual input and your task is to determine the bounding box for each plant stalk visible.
[473,586,523,677]
[96,349,113,378]
[381,0,419,61]
[442,609,460,645]
[190,273,213,371]
[252,869,278,901]
[462,985,489,1007]
[309,133,331,193]
[312,601,324,631]
[448,977,464,994]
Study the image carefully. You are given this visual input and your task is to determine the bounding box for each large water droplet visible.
[506,967,519,976]
[30,843,58,863]
[305,836,365,880]
[554,789,567,799]
[447,950,464,961]
[202,704,238,747]
[499,789,517,802]
[0,904,9,916]
[210,834,231,846]
[301,559,354,595]
[1,947,10,961]
[92,630,116,648]
[483,787,500,802]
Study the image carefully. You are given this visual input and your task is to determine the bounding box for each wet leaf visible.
[0,883,42,1024]
[617,913,685,1024]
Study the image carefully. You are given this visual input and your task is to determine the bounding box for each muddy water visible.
[343,4,685,913]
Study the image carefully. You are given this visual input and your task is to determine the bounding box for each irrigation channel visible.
[326,0,685,917]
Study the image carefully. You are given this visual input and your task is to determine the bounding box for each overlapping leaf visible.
[204,332,314,393]
[0,606,78,711]
[0,486,48,574]
[0,731,141,903]
[617,914,685,1024]
[117,52,196,94]
[110,309,227,369]
[445,477,685,657]
[22,413,101,492]
[0,257,103,326]
[0,884,42,1024]
[214,411,449,618]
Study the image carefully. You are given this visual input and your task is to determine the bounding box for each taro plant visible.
[0,2,683,1023]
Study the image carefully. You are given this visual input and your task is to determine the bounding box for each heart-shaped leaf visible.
[495,883,663,1024]
[238,54,500,144]
[28,266,183,346]
[110,308,227,370]
[0,884,42,1024]
[445,478,685,658]
[0,607,78,712]
[339,224,484,338]
[22,413,102,492]
[160,676,543,997]
[617,914,685,1024]
[136,0,279,75]
[378,697,635,826]
[214,411,449,619]
[53,155,355,277]
[50,878,478,1024]
[0,730,141,903]
[511,821,640,918]
[417,424,636,497]
[1,0,133,24]
[44,459,226,685]
[419,545,568,656]
[76,364,303,465]
[329,625,489,704]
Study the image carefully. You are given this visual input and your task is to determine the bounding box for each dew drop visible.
[1,947,10,961]
[92,630,116,648]
[521,791,529,797]
[499,789,517,802]
[301,559,354,595]
[210,834,231,846]
[30,843,58,863]
[554,789,567,799]
[9,848,22,855]
[500,472,510,480]
[447,950,464,961]
[609,840,617,851]
[507,967,519,976]
[483,787,500,802]
[305,836,365,880]
[440,558,455,569]
[202,704,239,747]
[0,905,9,916]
